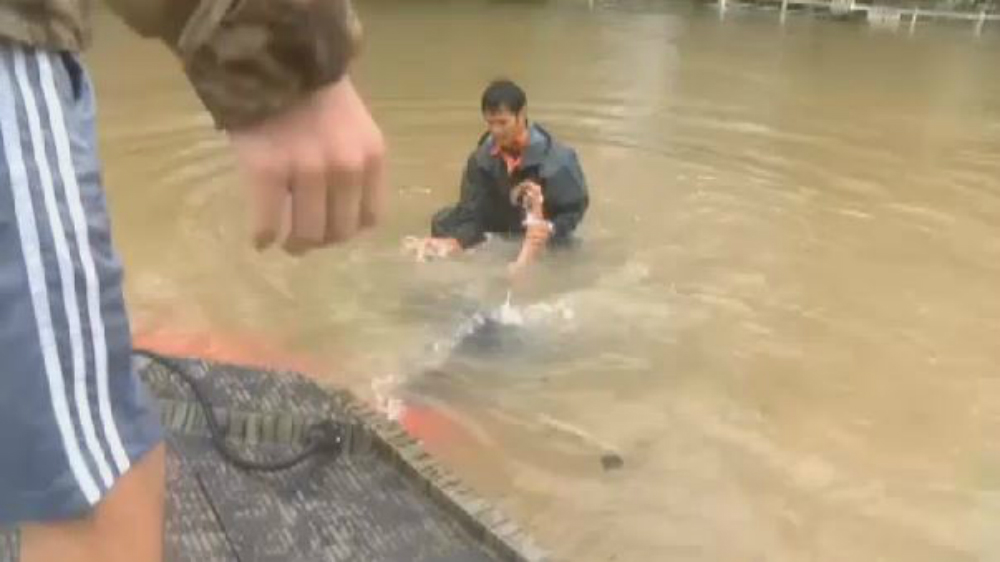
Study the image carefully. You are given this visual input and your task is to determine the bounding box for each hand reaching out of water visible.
[508,236,542,284]
[509,186,552,280]
[230,76,387,254]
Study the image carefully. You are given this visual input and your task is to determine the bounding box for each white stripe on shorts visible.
[36,50,132,475]
[13,48,117,489]
[35,51,130,474]
[0,49,101,505]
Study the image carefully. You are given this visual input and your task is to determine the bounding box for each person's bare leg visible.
[20,443,166,562]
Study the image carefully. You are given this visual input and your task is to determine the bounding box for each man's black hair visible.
[481,79,527,114]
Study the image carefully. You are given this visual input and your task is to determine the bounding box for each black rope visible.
[134,348,344,472]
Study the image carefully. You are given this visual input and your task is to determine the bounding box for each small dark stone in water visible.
[600,453,624,471]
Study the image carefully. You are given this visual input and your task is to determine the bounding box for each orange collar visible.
[491,128,530,173]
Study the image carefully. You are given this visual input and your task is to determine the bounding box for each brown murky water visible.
[86,2,1000,560]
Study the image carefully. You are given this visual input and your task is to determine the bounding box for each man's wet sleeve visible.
[546,148,590,240]
[450,157,489,249]
[102,0,362,130]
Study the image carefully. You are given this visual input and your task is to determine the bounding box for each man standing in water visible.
[409,79,589,278]
[0,0,384,560]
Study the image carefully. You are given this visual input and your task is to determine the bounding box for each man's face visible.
[484,107,527,150]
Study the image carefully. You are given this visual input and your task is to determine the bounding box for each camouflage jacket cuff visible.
[175,0,362,130]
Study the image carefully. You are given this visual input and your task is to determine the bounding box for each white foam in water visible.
[371,372,405,420]
[371,257,655,419]
[491,294,577,329]
[494,291,525,326]
[417,293,580,367]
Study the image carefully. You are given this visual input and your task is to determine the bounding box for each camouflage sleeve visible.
[102,0,363,130]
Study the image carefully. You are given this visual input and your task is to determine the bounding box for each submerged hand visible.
[230,76,387,255]
[402,237,461,262]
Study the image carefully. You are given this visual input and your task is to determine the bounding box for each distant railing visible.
[707,0,998,34]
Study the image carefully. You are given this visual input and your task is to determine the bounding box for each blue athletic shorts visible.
[0,41,162,526]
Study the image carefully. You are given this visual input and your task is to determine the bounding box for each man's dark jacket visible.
[432,123,589,248]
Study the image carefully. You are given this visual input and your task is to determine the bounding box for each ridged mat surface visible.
[0,356,545,562]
